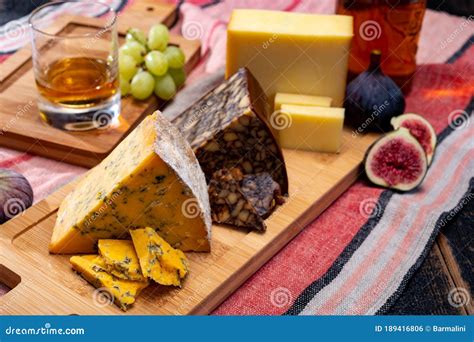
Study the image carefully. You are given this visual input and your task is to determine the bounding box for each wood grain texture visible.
[0,2,200,168]
[438,191,474,315]
[0,129,378,315]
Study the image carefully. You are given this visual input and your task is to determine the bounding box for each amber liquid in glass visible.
[36,57,118,107]
[337,0,426,92]
[35,57,120,130]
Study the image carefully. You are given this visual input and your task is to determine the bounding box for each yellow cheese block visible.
[70,255,149,311]
[226,9,353,106]
[279,104,345,153]
[50,112,212,254]
[274,93,332,111]
[131,227,188,287]
[98,240,145,281]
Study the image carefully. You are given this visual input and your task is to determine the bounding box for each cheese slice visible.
[226,9,353,106]
[98,240,145,281]
[50,112,212,254]
[130,227,188,287]
[70,255,149,311]
[274,93,332,111]
[279,104,345,153]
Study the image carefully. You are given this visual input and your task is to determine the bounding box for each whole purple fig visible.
[344,50,405,132]
[0,169,33,224]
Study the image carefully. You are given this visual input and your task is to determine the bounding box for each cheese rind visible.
[131,227,188,287]
[50,112,211,254]
[274,93,332,111]
[279,104,345,153]
[70,255,148,311]
[226,10,353,106]
[98,240,145,281]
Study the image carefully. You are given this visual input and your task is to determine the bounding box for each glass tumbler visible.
[29,1,119,131]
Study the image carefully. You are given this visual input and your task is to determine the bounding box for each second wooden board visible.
[0,4,200,168]
[0,128,378,315]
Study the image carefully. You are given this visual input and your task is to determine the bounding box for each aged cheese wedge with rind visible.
[226,9,353,106]
[274,93,333,111]
[50,112,212,254]
[131,227,188,287]
[172,68,289,195]
[98,240,145,281]
[70,255,149,311]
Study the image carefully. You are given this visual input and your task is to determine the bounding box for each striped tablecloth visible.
[0,0,472,314]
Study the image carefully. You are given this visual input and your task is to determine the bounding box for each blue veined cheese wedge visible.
[50,112,212,254]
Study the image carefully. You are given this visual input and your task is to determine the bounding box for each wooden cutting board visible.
[0,1,200,168]
[0,129,378,315]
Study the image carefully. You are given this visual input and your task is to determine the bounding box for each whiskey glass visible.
[29,1,119,131]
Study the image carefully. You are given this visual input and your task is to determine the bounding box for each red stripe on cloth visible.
[0,55,10,63]
[406,64,474,135]
[314,127,472,315]
[452,43,474,66]
[184,0,213,5]
[283,0,302,11]
[0,154,33,168]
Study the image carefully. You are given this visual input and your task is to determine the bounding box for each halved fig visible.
[364,128,428,191]
[391,113,437,165]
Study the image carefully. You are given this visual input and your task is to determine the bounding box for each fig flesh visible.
[364,128,427,191]
[0,169,33,224]
[344,50,405,132]
[391,113,437,165]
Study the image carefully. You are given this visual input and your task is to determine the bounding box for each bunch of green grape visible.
[119,24,186,101]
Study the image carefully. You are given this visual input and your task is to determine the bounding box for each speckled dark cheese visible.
[172,68,289,195]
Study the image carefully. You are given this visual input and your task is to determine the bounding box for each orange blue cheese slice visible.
[130,227,188,287]
[70,255,149,311]
[98,240,146,281]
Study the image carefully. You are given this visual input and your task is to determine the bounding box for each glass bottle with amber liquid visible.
[337,0,426,93]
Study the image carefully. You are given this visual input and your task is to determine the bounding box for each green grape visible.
[148,24,169,51]
[154,74,176,100]
[120,78,131,96]
[119,41,146,64]
[144,51,168,76]
[164,46,185,69]
[119,54,138,81]
[168,67,186,88]
[131,71,155,100]
[125,28,146,46]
